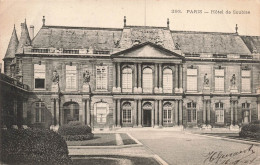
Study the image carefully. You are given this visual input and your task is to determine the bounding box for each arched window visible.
[187,102,196,122]
[242,102,250,123]
[163,68,173,93]
[35,102,45,123]
[122,67,132,92]
[163,103,172,123]
[215,102,224,123]
[122,102,132,123]
[143,67,153,93]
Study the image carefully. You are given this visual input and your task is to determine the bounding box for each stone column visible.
[152,101,155,127]
[86,99,91,126]
[113,62,117,92]
[158,64,163,93]
[175,65,179,92]
[154,100,158,127]
[230,101,234,125]
[235,101,238,125]
[117,63,121,91]
[82,99,86,124]
[159,100,163,127]
[117,99,121,127]
[175,100,178,125]
[22,99,27,125]
[154,64,158,92]
[138,99,142,127]
[179,64,183,92]
[203,100,206,124]
[138,63,142,92]
[56,98,60,125]
[134,99,138,127]
[207,100,211,124]
[179,99,183,125]
[134,64,138,93]
[51,98,55,125]
[113,99,116,127]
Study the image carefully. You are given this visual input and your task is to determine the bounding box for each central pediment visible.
[111,42,183,59]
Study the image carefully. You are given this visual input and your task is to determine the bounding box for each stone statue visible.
[204,73,209,85]
[52,70,59,83]
[175,43,181,50]
[83,70,90,83]
[230,74,236,86]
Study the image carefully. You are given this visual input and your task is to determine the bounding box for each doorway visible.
[143,110,151,127]
[63,102,79,124]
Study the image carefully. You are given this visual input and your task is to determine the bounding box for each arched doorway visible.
[63,102,79,124]
[143,102,152,127]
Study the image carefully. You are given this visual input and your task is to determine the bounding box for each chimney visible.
[124,16,126,27]
[42,16,45,26]
[167,18,169,29]
[30,25,34,39]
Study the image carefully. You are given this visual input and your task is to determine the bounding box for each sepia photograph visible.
[0,0,260,164]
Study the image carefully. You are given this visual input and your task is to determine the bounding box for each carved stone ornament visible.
[204,73,209,86]
[52,70,59,83]
[230,74,236,86]
[83,70,90,83]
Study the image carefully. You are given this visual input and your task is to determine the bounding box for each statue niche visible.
[82,70,91,92]
[230,74,238,93]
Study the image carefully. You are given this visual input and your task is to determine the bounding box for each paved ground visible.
[129,131,260,165]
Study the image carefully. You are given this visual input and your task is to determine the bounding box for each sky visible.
[0,0,259,69]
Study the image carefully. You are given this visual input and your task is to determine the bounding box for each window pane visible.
[188,110,191,122]
[36,109,39,122]
[215,77,224,91]
[143,68,153,93]
[215,69,224,76]
[187,76,197,91]
[35,79,45,88]
[187,69,197,76]
[41,108,45,122]
[122,68,132,92]
[66,65,77,90]
[96,66,107,90]
[241,78,250,92]
[242,70,250,77]
[163,68,173,93]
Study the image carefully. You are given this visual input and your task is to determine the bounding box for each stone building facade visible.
[3,17,260,129]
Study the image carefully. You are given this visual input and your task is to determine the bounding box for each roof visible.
[27,23,259,55]
[171,31,251,54]
[4,26,19,59]
[32,26,122,50]
[240,36,260,53]
[16,20,31,54]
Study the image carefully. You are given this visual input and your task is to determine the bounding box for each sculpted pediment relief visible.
[112,42,183,59]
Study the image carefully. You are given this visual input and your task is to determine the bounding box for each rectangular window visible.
[96,106,107,123]
[215,110,224,123]
[66,65,77,90]
[242,103,250,123]
[35,102,45,123]
[215,69,224,92]
[241,70,251,92]
[187,68,197,91]
[34,64,45,89]
[122,109,132,123]
[187,102,196,122]
[163,110,171,123]
[96,66,107,90]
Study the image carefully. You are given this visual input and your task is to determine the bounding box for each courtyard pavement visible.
[69,130,260,165]
[129,130,260,165]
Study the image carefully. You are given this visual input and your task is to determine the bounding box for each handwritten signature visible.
[203,145,258,165]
